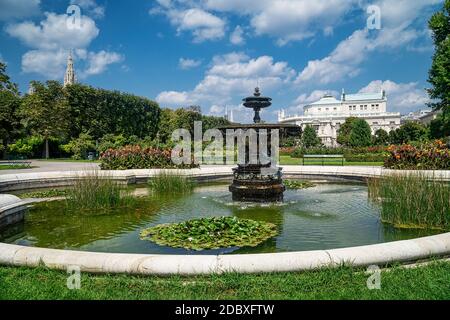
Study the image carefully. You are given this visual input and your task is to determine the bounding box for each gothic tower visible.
[64,50,76,87]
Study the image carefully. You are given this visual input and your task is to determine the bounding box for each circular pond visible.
[0,181,441,255]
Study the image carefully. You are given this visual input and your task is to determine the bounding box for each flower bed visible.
[100,145,198,170]
[140,217,278,251]
[384,140,450,170]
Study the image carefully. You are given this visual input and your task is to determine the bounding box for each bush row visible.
[384,140,450,170]
[99,145,198,170]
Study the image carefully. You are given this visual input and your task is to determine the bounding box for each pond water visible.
[0,182,440,255]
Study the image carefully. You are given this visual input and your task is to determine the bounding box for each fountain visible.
[221,88,301,202]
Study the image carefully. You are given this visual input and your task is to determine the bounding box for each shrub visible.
[301,125,322,148]
[7,136,44,157]
[384,140,450,170]
[60,133,96,160]
[99,145,198,170]
[349,118,372,147]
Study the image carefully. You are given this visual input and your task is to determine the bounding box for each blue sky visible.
[0,0,444,122]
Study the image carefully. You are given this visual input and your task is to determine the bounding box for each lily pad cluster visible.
[284,180,316,190]
[140,217,278,251]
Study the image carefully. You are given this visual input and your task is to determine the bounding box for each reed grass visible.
[66,171,132,209]
[368,173,450,230]
[148,171,194,195]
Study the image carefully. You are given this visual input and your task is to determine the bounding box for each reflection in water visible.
[0,183,442,254]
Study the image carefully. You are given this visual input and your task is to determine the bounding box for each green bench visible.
[301,155,345,166]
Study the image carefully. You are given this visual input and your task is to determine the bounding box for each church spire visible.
[64,50,76,87]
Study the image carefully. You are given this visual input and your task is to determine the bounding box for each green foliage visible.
[301,125,321,148]
[384,140,450,170]
[100,145,197,170]
[290,146,388,163]
[389,121,429,144]
[157,107,202,143]
[284,180,315,189]
[372,129,389,146]
[19,81,70,158]
[61,133,96,160]
[19,189,68,199]
[427,0,450,116]
[64,84,161,140]
[429,116,450,139]
[349,118,372,147]
[7,136,44,157]
[66,171,132,210]
[337,117,358,146]
[148,171,194,194]
[368,174,450,230]
[97,134,139,153]
[140,217,278,251]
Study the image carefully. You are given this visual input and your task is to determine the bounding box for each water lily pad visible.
[140,217,278,251]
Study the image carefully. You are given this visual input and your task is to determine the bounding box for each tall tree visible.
[427,0,450,117]
[349,118,372,147]
[301,125,321,148]
[0,62,21,155]
[372,128,389,146]
[337,117,358,146]
[19,81,70,159]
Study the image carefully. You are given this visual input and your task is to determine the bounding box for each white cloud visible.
[6,12,99,50]
[153,6,226,42]
[294,90,339,105]
[179,57,202,70]
[81,50,124,77]
[156,52,295,108]
[7,12,122,79]
[359,80,429,113]
[230,25,245,45]
[209,105,224,114]
[70,0,105,19]
[156,90,194,106]
[0,0,40,21]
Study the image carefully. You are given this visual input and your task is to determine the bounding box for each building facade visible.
[278,90,401,147]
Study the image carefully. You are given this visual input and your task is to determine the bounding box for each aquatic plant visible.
[368,173,450,230]
[148,171,194,194]
[19,189,68,199]
[284,180,316,189]
[66,171,132,209]
[140,217,278,250]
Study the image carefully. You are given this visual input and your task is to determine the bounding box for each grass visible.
[368,174,450,230]
[0,262,449,300]
[18,189,68,199]
[66,171,132,210]
[279,155,383,166]
[148,171,194,194]
[0,165,34,170]
[37,158,100,163]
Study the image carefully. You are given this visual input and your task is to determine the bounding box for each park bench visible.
[0,159,32,168]
[301,154,345,166]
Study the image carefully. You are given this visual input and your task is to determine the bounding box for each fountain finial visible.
[254,87,261,97]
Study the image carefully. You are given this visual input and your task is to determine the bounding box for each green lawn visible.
[1,262,449,300]
[0,165,34,170]
[37,158,100,163]
[279,155,383,166]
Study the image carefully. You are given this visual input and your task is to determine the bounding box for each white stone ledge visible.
[0,233,448,275]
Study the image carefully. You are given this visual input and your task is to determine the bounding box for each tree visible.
[372,129,389,146]
[349,118,372,147]
[61,132,96,160]
[19,81,70,159]
[0,62,21,155]
[430,116,450,139]
[427,0,450,117]
[301,125,321,148]
[337,117,358,146]
[389,121,429,144]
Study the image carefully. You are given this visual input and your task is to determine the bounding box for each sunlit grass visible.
[148,170,194,195]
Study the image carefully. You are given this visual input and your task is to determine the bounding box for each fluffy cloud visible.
[156,52,295,109]
[0,0,40,21]
[230,25,245,45]
[6,12,122,79]
[295,0,440,86]
[359,80,429,113]
[179,58,202,70]
[294,90,339,105]
[6,12,99,50]
[70,0,105,18]
[152,5,226,42]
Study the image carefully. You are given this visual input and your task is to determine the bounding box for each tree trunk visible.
[45,138,49,159]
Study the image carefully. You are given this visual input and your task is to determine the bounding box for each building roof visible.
[308,95,341,106]
[344,92,384,101]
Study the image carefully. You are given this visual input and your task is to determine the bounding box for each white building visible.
[278,90,401,147]
[64,50,76,87]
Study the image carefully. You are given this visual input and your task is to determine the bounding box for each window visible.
[318,108,321,111]
[373,122,378,125]
[326,108,329,111]
[390,121,396,125]
[360,106,363,110]
[333,107,337,111]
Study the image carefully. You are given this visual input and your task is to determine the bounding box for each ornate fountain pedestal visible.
[229,164,285,202]
[220,88,301,203]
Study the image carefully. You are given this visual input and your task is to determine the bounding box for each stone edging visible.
[0,166,449,275]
